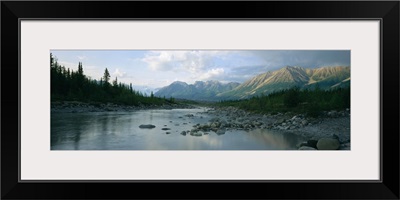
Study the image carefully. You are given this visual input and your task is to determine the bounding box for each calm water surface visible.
[51,108,306,150]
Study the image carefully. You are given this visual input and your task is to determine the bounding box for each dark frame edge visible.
[2,1,399,200]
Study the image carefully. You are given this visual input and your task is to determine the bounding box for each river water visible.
[51,108,306,150]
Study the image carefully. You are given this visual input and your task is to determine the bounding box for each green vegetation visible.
[218,86,350,117]
[50,53,175,106]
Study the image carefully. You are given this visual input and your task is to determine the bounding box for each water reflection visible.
[51,109,306,150]
[246,129,306,150]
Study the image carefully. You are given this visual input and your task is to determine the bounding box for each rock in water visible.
[190,130,203,137]
[299,146,317,150]
[317,138,340,150]
[307,140,318,148]
[180,131,187,136]
[190,131,203,137]
[139,124,156,129]
[297,142,308,148]
[161,128,171,130]
[216,129,226,135]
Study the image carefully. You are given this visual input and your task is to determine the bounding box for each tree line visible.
[50,53,174,106]
[218,86,350,117]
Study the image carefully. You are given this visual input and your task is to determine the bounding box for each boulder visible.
[253,121,262,126]
[340,142,351,150]
[180,131,187,136]
[216,129,226,135]
[317,138,340,150]
[327,110,338,117]
[190,131,203,137]
[299,146,317,150]
[332,134,340,140]
[211,122,220,128]
[307,140,318,148]
[275,118,285,124]
[139,124,156,129]
[289,126,296,130]
[209,117,219,122]
[297,142,308,148]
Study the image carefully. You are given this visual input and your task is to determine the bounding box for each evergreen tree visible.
[284,87,300,108]
[103,68,111,86]
[78,62,83,76]
[113,76,118,87]
[50,53,174,106]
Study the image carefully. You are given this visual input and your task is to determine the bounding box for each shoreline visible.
[200,106,350,150]
[51,101,350,150]
[51,101,196,113]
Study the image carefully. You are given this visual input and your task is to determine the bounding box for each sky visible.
[51,50,350,89]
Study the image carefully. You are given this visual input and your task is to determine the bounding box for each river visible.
[51,108,306,150]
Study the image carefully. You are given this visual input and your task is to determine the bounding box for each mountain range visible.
[155,80,240,101]
[155,66,350,101]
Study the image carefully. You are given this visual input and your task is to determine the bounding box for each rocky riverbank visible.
[51,101,196,113]
[183,106,350,150]
[52,102,350,150]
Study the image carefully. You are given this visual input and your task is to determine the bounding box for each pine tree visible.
[113,77,118,87]
[78,62,83,76]
[103,68,110,85]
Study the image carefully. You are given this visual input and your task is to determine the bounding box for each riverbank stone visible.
[316,138,340,150]
[190,131,203,137]
[307,140,318,148]
[216,129,226,135]
[299,146,317,150]
[139,124,156,129]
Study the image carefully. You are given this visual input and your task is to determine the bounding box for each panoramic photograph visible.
[51,50,350,150]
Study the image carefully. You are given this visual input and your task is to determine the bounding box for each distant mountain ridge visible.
[218,66,350,99]
[154,80,240,101]
[155,66,350,101]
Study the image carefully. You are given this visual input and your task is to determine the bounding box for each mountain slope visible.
[218,66,350,99]
[155,66,350,101]
[305,66,351,89]
[154,80,240,101]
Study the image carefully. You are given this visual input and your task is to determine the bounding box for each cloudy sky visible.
[51,50,350,89]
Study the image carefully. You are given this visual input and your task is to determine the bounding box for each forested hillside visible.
[219,86,350,117]
[50,53,174,106]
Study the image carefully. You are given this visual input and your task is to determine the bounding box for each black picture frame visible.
[2,1,399,199]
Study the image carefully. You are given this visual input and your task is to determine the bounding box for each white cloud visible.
[141,51,224,73]
[198,68,225,80]
[77,56,87,60]
[113,68,126,78]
